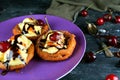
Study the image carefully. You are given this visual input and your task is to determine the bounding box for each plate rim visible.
[0,14,86,80]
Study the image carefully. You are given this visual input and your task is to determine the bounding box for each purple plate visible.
[0,15,86,80]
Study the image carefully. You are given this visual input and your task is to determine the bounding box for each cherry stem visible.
[45,16,51,30]
[108,8,116,19]
[85,3,94,11]
[31,16,36,20]
[108,8,113,15]
[94,46,111,55]
[29,12,36,20]
[29,13,40,24]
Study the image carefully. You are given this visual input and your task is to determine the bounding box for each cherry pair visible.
[96,14,120,26]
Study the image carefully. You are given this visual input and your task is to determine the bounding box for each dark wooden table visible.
[0,0,120,80]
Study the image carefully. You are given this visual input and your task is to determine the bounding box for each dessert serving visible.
[0,16,78,78]
[36,30,76,61]
[12,18,49,40]
[0,14,86,80]
[0,34,34,71]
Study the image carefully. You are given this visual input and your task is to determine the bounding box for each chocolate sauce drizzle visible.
[1,61,10,75]
[10,34,26,61]
[39,33,68,50]
[11,34,21,60]
[22,23,39,34]
[1,70,9,76]
[1,34,26,75]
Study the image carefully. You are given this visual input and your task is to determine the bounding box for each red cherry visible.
[96,17,104,26]
[83,51,96,63]
[37,19,45,26]
[50,32,59,41]
[105,74,119,80]
[103,14,112,21]
[115,16,120,23]
[107,36,117,46]
[0,41,11,52]
[80,10,88,17]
